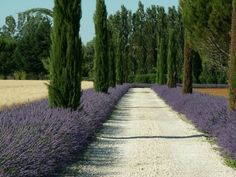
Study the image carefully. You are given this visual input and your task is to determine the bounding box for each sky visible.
[0,0,179,44]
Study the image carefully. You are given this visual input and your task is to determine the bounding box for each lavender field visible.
[0,84,131,177]
[1,0,236,176]
[152,85,236,164]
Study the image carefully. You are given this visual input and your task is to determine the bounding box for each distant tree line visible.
[92,1,183,92]
[0,0,229,85]
[2,0,236,111]
[0,13,51,79]
[93,0,236,112]
[91,1,216,87]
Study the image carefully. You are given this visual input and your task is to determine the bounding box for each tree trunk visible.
[183,35,192,94]
[229,0,236,110]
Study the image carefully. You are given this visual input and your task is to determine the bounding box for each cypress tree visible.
[107,26,116,87]
[229,0,236,110]
[115,6,130,84]
[182,33,193,94]
[94,0,109,92]
[116,33,124,85]
[156,7,167,85]
[48,0,82,109]
[167,29,177,88]
[156,37,166,84]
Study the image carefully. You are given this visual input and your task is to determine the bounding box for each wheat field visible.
[0,80,93,108]
[194,88,228,98]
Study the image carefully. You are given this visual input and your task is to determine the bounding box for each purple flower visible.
[151,85,236,161]
[0,84,131,177]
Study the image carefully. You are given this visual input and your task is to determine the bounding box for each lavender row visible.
[0,84,131,177]
[151,85,236,162]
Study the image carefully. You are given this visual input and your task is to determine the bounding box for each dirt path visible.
[63,88,236,177]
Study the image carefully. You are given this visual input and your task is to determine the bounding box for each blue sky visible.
[0,0,179,44]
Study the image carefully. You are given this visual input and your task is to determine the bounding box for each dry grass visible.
[0,80,93,108]
[194,88,228,98]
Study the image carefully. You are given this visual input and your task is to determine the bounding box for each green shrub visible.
[133,74,156,84]
[128,75,135,83]
[0,74,5,80]
[13,71,26,80]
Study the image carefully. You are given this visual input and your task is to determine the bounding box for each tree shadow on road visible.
[100,134,208,140]
[57,116,128,177]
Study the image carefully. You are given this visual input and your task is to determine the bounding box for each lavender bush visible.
[151,85,236,161]
[0,84,131,177]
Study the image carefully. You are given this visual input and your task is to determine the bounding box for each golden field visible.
[194,88,228,98]
[0,80,93,108]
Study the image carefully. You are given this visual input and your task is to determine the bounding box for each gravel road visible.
[63,88,236,177]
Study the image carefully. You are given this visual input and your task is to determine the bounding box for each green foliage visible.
[94,0,109,92]
[167,29,177,88]
[0,15,16,37]
[180,0,232,84]
[0,13,52,79]
[83,39,95,80]
[156,6,182,86]
[107,25,116,87]
[224,154,236,169]
[134,74,156,84]
[0,74,4,79]
[128,75,135,83]
[156,38,166,84]
[116,34,124,84]
[110,5,131,84]
[49,0,82,109]
[21,8,53,18]
[127,74,156,84]
[0,38,16,77]
[13,71,26,80]
[199,64,227,84]
[156,7,168,84]
[107,3,183,86]
[183,34,193,94]
[133,2,147,74]
[192,51,202,84]
[14,14,51,75]
[145,5,158,72]
[120,6,131,82]
[175,9,184,83]
[42,57,50,73]
[229,0,236,110]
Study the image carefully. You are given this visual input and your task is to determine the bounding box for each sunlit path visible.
[62,88,236,177]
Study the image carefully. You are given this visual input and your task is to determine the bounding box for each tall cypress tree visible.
[133,2,146,75]
[229,0,236,110]
[156,38,165,84]
[116,32,124,85]
[167,29,177,88]
[183,32,193,94]
[48,0,82,109]
[156,7,167,84]
[107,25,116,87]
[115,6,130,84]
[94,0,109,92]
